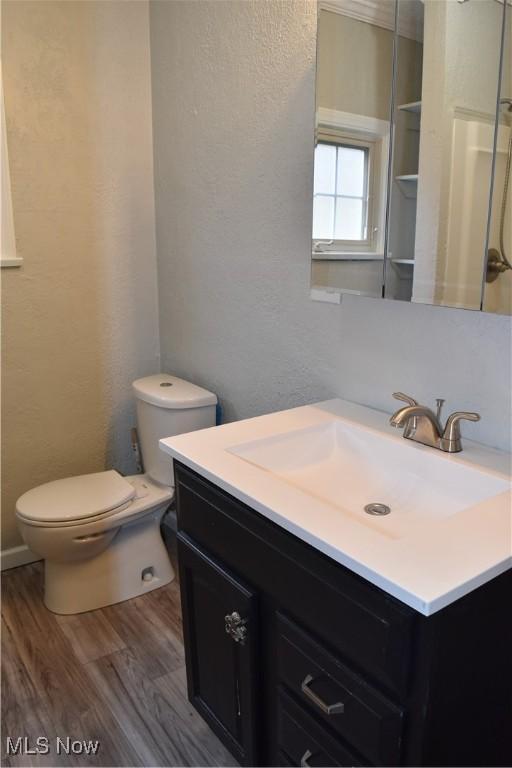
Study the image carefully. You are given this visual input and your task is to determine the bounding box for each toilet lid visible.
[16,470,136,523]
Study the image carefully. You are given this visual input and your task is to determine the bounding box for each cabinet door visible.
[177,534,259,766]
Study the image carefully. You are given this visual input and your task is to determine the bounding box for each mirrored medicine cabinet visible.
[311,0,512,315]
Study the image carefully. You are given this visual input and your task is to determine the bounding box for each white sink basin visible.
[160,398,511,614]
[228,419,509,540]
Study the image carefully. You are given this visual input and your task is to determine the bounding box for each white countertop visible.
[160,399,511,615]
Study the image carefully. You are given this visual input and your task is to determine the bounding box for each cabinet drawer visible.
[277,613,404,766]
[278,689,363,767]
[176,463,414,697]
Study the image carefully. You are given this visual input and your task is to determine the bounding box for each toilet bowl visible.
[16,374,217,614]
[16,472,174,613]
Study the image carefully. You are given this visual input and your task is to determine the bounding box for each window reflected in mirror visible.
[313,143,370,242]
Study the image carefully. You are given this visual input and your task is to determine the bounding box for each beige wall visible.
[1,0,160,551]
[317,10,393,120]
[317,10,422,120]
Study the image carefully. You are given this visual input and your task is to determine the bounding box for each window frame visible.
[1,62,21,268]
[313,135,374,248]
[312,108,390,260]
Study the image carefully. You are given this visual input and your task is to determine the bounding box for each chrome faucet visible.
[390,392,480,453]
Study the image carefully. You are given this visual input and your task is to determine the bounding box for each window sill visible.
[310,285,382,303]
[1,256,23,268]
[310,286,342,304]
[312,252,384,261]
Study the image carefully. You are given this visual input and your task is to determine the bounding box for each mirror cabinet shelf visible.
[398,100,422,114]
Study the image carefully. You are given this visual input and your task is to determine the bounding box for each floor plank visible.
[57,611,126,664]
[1,547,236,767]
[1,617,39,706]
[74,704,146,768]
[2,696,63,768]
[154,668,239,767]
[87,651,236,768]
[100,592,184,680]
[2,566,104,730]
[83,649,168,767]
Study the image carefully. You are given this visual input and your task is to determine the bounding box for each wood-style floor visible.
[1,546,237,768]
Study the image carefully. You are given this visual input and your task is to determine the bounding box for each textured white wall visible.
[2,1,160,550]
[150,0,511,453]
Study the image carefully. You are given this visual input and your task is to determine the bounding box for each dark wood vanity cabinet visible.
[174,462,512,768]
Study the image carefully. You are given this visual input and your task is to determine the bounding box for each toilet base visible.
[44,505,175,614]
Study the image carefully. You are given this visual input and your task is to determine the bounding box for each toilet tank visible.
[132,374,217,487]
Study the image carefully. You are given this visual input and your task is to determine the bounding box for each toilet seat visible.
[16,470,136,526]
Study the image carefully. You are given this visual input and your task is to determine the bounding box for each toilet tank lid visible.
[132,374,217,410]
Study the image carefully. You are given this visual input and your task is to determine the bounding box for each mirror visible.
[311,0,511,314]
[312,0,397,299]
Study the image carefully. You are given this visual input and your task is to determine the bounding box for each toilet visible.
[16,374,217,614]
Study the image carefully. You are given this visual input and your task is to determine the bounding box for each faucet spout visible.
[390,405,441,432]
[389,404,443,449]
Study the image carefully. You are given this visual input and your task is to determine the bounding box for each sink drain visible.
[364,502,391,516]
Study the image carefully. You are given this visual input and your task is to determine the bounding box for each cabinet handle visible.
[300,749,313,767]
[301,674,344,715]
[224,611,248,644]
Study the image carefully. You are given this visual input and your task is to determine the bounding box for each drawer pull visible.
[300,749,313,767]
[301,674,344,715]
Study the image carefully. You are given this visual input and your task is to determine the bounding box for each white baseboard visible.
[1,544,41,571]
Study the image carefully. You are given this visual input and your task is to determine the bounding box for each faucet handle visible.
[441,411,481,453]
[392,392,418,406]
[392,392,418,435]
